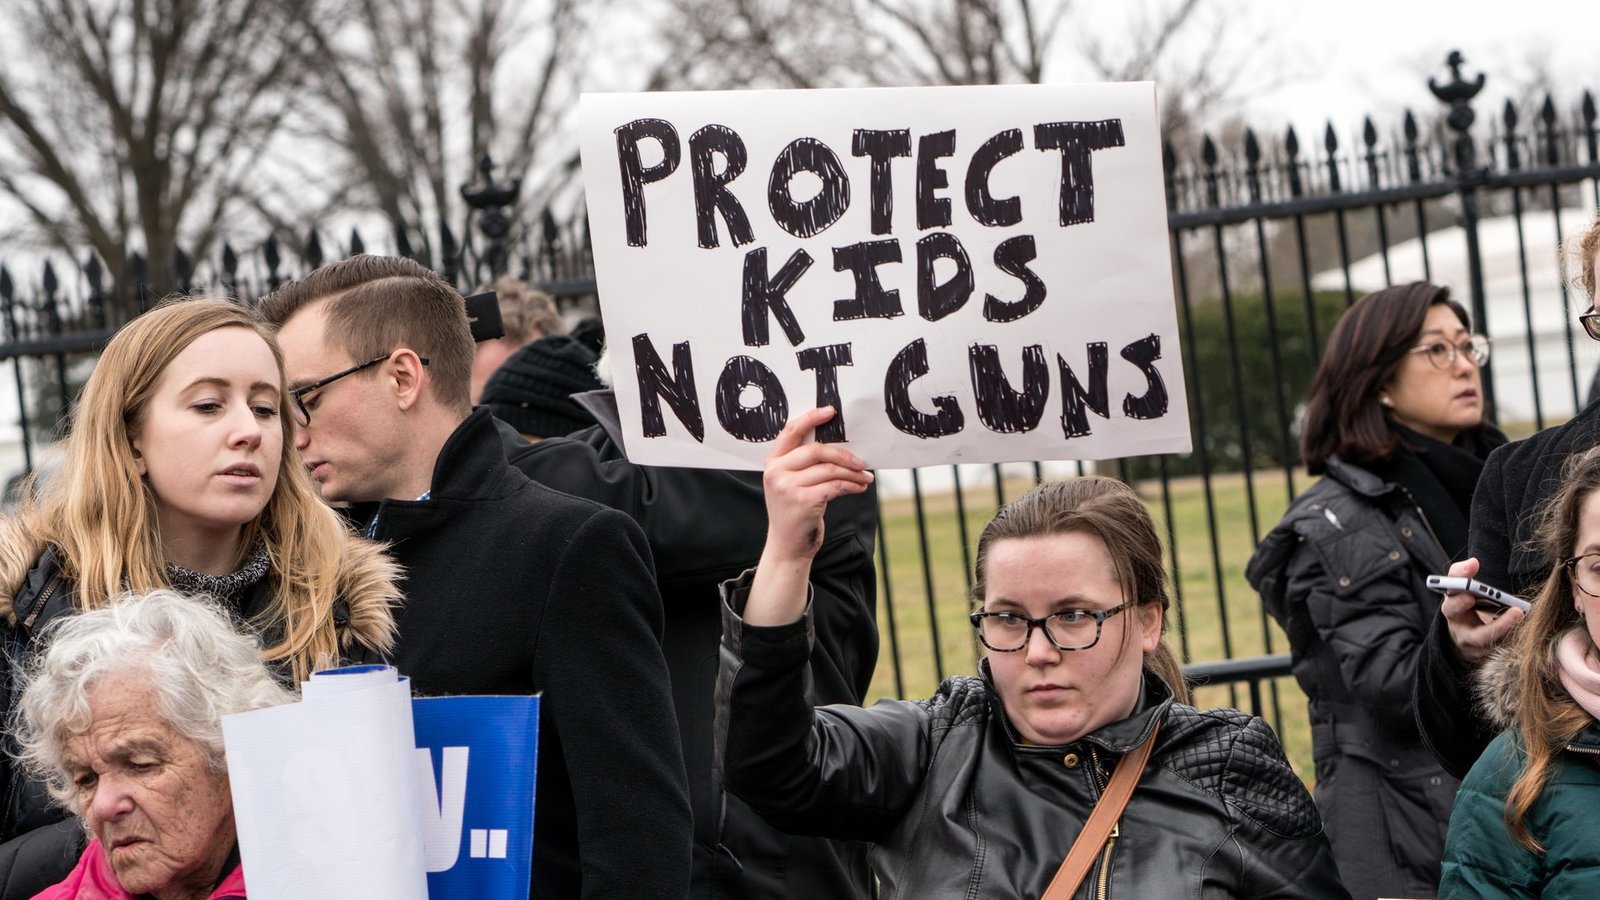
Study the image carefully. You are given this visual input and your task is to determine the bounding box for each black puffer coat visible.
[718,573,1348,900]
[1247,456,1459,900]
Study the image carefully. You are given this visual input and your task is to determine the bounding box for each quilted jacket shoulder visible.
[1158,703,1323,838]
[914,674,990,734]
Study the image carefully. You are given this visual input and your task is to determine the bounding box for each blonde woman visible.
[0,298,400,856]
[1440,447,1600,895]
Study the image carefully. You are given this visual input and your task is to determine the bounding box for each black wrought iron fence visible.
[0,53,1597,771]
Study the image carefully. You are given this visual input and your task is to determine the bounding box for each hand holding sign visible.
[748,407,873,627]
[580,83,1192,471]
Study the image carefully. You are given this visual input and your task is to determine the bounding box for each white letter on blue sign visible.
[417,746,471,872]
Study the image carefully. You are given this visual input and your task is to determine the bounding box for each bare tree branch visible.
[0,0,335,292]
[299,0,603,245]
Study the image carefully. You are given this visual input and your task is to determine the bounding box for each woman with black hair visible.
[1247,282,1504,900]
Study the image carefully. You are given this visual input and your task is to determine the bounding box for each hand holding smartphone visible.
[1426,574,1531,612]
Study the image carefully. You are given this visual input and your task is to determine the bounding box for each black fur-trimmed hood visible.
[0,512,402,655]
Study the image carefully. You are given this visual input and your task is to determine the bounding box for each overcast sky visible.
[1159,0,1596,145]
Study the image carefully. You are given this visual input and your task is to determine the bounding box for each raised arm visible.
[745,407,874,627]
[720,409,936,843]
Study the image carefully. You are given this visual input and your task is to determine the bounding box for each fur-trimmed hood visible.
[0,513,51,626]
[331,531,404,655]
[0,512,402,654]
[1471,641,1523,732]
[1470,626,1600,733]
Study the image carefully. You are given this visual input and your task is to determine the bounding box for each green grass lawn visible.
[861,425,1548,789]
[866,465,1316,783]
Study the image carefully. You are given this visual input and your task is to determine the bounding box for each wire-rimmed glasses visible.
[1563,553,1600,598]
[1407,334,1491,370]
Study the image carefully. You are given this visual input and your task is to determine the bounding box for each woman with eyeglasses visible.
[717,407,1347,899]
[1414,216,1600,786]
[1438,446,1600,895]
[0,298,400,896]
[1247,281,1505,900]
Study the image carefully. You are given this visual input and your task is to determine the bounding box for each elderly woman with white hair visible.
[13,590,293,899]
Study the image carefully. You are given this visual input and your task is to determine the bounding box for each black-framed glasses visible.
[969,601,1133,652]
[1580,306,1600,342]
[1407,334,1491,370]
[289,352,429,427]
[1563,553,1600,598]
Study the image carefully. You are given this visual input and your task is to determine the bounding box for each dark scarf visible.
[164,539,271,610]
[1364,425,1503,561]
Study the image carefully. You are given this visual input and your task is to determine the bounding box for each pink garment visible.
[1557,626,1600,722]
[31,839,246,900]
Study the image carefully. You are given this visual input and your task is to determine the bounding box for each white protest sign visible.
[579,83,1191,470]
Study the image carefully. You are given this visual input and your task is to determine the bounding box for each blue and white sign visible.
[223,667,539,900]
[414,695,540,898]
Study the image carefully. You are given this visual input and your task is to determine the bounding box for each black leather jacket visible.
[717,573,1349,900]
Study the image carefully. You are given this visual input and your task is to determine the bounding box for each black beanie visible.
[480,335,603,438]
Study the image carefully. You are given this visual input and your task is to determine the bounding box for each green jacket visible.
[1439,722,1600,897]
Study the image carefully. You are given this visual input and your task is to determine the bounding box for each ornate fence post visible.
[461,154,522,280]
[1429,49,1495,409]
[0,266,30,471]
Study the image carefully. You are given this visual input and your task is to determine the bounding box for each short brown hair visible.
[970,477,1190,704]
[490,276,565,343]
[1300,282,1486,473]
[259,255,473,411]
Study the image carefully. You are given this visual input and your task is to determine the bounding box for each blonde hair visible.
[491,275,565,343]
[970,477,1190,704]
[26,297,393,682]
[1504,446,1600,851]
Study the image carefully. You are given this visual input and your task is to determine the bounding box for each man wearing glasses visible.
[1416,219,1600,778]
[258,255,692,898]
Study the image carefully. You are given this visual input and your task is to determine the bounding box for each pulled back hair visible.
[258,255,474,413]
[488,275,566,343]
[25,297,393,681]
[1502,446,1600,852]
[969,477,1190,704]
[1299,282,1488,474]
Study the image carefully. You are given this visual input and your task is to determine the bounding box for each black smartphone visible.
[464,291,505,342]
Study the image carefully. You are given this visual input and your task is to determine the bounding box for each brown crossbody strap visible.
[1039,719,1161,900]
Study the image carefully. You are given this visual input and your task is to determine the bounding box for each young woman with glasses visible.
[1412,216,1600,790]
[0,298,401,885]
[1439,445,1600,895]
[718,407,1347,899]
[1247,282,1504,900]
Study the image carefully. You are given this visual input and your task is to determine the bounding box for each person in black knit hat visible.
[480,334,604,441]
[481,327,880,899]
